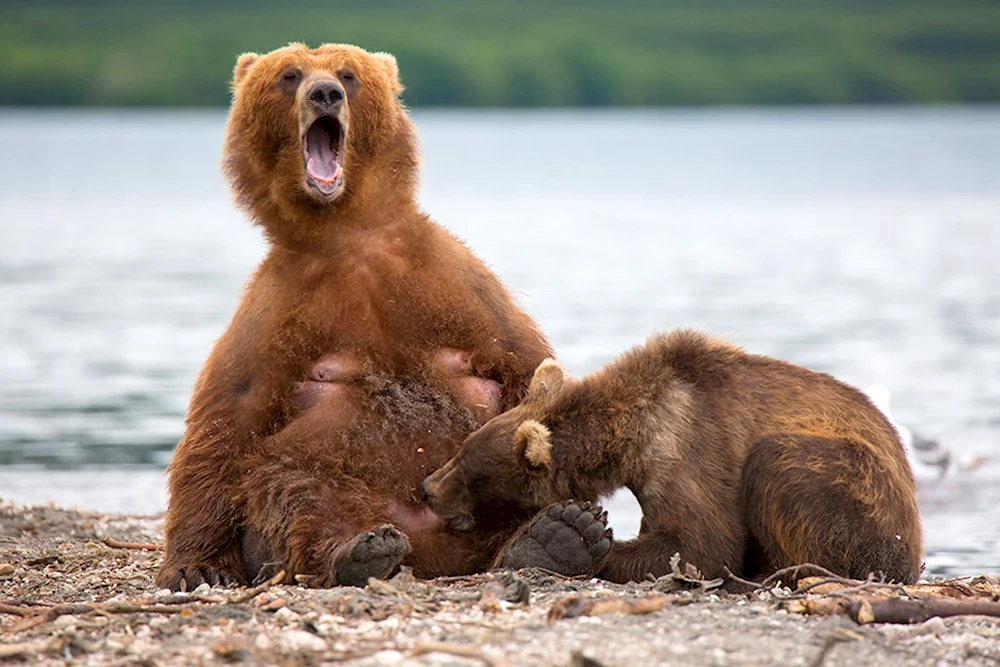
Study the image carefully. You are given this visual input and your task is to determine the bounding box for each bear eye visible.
[277,67,302,94]
[339,69,359,95]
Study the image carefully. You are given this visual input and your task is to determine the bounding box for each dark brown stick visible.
[759,564,846,589]
[101,536,164,551]
[3,604,93,634]
[722,567,763,591]
[848,597,1000,624]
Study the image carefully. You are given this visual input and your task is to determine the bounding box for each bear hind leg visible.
[740,433,921,584]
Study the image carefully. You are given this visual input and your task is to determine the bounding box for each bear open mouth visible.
[303,116,345,195]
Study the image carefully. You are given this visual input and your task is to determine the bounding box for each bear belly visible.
[292,349,502,423]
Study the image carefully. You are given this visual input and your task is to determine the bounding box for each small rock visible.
[0,563,15,578]
[280,629,328,652]
[372,650,404,665]
[53,614,80,628]
[273,607,299,624]
[261,598,286,611]
[212,638,251,661]
[193,583,212,594]
[254,633,273,651]
[153,588,174,599]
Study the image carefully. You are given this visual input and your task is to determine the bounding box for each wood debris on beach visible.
[1,500,999,666]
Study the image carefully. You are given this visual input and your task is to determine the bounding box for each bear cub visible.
[422,329,923,584]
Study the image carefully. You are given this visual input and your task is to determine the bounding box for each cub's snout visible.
[420,464,475,531]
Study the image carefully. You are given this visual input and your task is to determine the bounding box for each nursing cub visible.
[422,329,923,584]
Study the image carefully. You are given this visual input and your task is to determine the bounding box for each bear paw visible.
[331,525,411,587]
[498,501,613,577]
[158,565,243,592]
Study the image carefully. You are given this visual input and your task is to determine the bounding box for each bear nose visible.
[308,81,345,112]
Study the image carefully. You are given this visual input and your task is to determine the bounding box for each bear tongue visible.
[306,121,341,181]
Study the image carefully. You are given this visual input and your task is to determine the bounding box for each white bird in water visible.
[865,384,985,480]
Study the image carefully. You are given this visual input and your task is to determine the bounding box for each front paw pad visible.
[333,525,411,587]
[499,501,613,577]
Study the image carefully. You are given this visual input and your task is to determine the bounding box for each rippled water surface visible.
[0,108,998,575]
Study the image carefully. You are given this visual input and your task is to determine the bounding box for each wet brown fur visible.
[423,329,922,584]
[156,44,551,590]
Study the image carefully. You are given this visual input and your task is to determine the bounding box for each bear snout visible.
[420,473,447,505]
[420,470,475,530]
[308,80,345,113]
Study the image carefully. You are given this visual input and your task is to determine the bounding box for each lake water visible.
[0,108,998,576]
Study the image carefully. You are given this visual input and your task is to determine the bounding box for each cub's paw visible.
[332,525,411,587]
[498,501,613,577]
[157,565,243,592]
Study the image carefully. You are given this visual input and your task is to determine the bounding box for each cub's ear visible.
[514,420,552,469]
[372,52,404,96]
[526,359,566,402]
[232,52,260,87]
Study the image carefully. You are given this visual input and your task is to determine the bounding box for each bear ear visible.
[514,420,553,469]
[232,52,260,87]
[372,52,404,96]
[526,359,566,402]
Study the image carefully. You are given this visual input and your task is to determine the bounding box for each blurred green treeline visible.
[2,0,999,107]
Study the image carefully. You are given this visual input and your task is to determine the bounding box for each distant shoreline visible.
[3,1,999,107]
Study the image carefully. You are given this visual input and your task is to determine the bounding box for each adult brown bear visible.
[423,330,923,584]
[156,43,551,590]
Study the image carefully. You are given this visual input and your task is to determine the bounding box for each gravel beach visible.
[1,499,998,667]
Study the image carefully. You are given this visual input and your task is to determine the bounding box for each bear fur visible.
[156,43,552,591]
[422,329,923,584]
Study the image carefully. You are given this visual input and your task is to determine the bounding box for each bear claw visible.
[332,525,411,587]
[498,500,613,577]
[160,566,242,591]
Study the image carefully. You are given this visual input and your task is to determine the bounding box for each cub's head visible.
[421,359,569,531]
[223,43,415,240]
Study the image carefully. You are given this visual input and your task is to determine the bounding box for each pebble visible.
[254,633,273,651]
[261,598,286,611]
[0,564,15,577]
[280,629,328,652]
[53,614,79,629]
[193,583,212,594]
[153,588,175,599]
[372,650,405,665]
[273,607,300,624]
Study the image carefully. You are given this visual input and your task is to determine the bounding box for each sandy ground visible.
[1,499,999,667]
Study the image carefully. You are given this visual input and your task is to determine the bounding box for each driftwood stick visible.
[848,597,1000,624]
[101,536,164,551]
[0,641,48,659]
[3,604,94,635]
[0,603,34,618]
[722,567,762,591]
[228,569,287,605]
[412,641,510,667]
[101,603,190,614]
[759,564,847,589]
[828,581,908,599]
